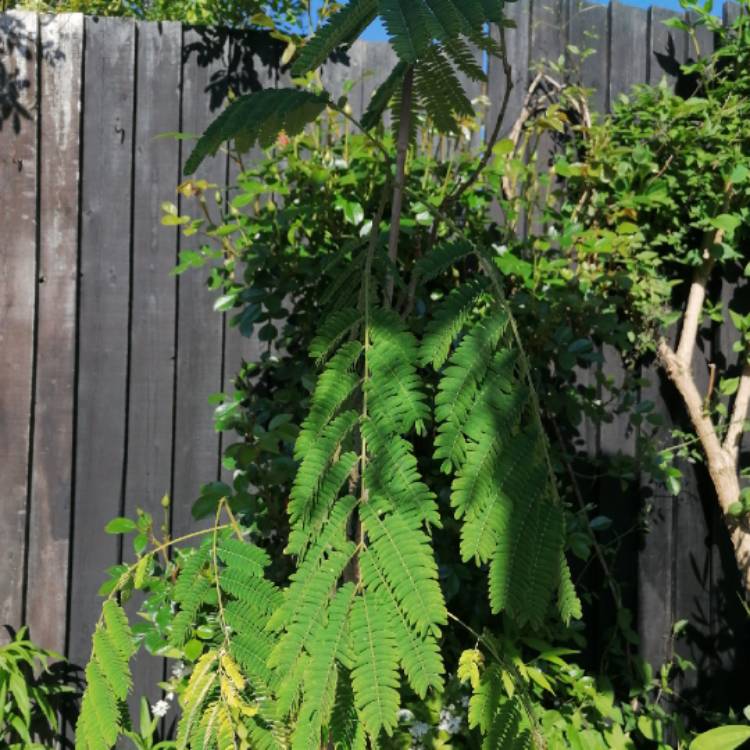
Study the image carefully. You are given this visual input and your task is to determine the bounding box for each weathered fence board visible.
[171,27,228,539]
[25,12,83,655]
[0,11,37,634]
[0,2,747,715]
[68,16,136,667]
[125,18,183,705]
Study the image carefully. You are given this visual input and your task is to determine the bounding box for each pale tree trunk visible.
[657,228,750,592]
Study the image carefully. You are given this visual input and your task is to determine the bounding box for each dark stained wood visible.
[648,6,685,86]
[123,18,182,706]
[1,5,748,697]
[24,12,82,654]
[0,11,37,639]
[488,0,531,138]
[170,27,228,538]
[67,15,136,667]
[609,1,648,106]
[568,1,609,113]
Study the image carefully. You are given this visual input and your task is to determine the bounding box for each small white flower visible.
[410,721,430,739]
[398,708,415,722]
[151,700,170,718]
[171,661,185,679]
[166,692,175,702]
[460,695,470,708]
[438,708,462,735]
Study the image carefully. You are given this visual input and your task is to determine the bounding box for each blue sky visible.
[308,0,723,41]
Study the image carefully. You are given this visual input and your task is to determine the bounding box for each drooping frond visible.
[349,590,401,738]
[442,36,487,81]
[419,277,489,369]
[360,550,444,697]
[170,543,213,647]
[377,0,435,62]
[296,341,362,460]
[430,302,576,627]
[309,308,363,364]
[415,46,476,132]
[360,504,447,635]
[289,410,358,527]
[286,462,359,558]
[76,602,136,750]
[484,700,530,750]
[413,240,475,282]
[294,583,358,747]
[176,651,220,748]
[329,668,368,750]
[361,417,439,525]
[434,310,509,472]
[292,0,379,75]
[489,444,564,627]
[269,543,357,715]
[361,61,409,131]
[557,549,584,624]
[184,90,329,175]
[216,537,282,696]
[368,308,429,435]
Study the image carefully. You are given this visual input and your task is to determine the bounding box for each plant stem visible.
[385,66,414,307]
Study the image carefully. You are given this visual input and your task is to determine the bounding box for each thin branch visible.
[725,361,750,459]
[385,65,414,307]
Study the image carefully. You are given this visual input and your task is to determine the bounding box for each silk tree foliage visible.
[76,1,582,748]
[184,0,512,174]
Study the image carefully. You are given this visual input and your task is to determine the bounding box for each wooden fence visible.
[1,0,747,711]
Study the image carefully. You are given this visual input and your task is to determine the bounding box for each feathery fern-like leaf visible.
[360,550,444,697]
[361,61,409,130]
[184,90,329,175]
[292,0,378,75]
[177,651,219,749]
[349,590,400,737]
[360,504,446,634]
[368,308,429,434]
[309,309,362,364]
[419,278,488,368]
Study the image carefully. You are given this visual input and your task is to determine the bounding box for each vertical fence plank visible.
[488,0,530,138]
[597,1,648,641]
[0,11,37,638]
[123,18,182,706]
[171,27,228,538]
[636,5,687,672]
[648,6,685,87]
[67,15,135,667]
[568,0,608,113]
[24,13,82,654]
[355,41,397,124]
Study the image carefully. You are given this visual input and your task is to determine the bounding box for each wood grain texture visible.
[648,6,685,86]
[171,26,227,538]
[609,1,648,106]
[68,15,135,667]
[0,11,37,639]
[124,18,182,706]
[24,12,82,654]
[568,1,609,113]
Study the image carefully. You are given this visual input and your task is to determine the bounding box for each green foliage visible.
[0,628,78,750]
[184,90,329,175]
[76,601,137,749]
[74,1,750,747]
